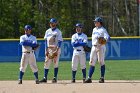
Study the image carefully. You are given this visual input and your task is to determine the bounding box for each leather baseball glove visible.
[32,43,40,50]
[46,47,58,59]
[47,51,57,59]
[83,45,91,52]
[98,37,107,45]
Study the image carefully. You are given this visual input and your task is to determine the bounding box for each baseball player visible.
[39,18,63,83]
[71,23,88,83]
[84,17,110,83]
[18,25,39,84]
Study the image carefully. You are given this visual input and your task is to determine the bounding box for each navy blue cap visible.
[50,18,57,23]
[75,23,83,28]
[24,25,32,30]
[93,17,103,22]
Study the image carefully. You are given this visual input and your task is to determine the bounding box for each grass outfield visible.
[0,60,140,80]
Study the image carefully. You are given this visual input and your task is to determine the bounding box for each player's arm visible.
[45,40,48,49]
[79,35,88,46]
[45,40,49,56]
[74,36,87,47]
[77,42,86,46]
[57,31,63,48]
[72,40,86,47]
[20,36,33,47]
[44,30,49,51]
[44,30,48,40]
[71,35,80,47]
[20,40,37,47]
[57,40,62,48]
[32,37,40,50]
[71,39,86,47]
[104,30,110,42]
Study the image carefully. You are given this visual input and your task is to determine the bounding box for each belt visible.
[23,51,33,53]
[76,49,81,51]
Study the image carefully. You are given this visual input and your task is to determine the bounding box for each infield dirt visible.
[0,80,140,93]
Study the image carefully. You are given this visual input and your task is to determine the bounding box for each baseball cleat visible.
[84,78,92,83]
[83,78,85,83]
[99,77,104,83]
[52,78,57,83]
[71,79,75,83]
[36,79,40,84]
[18,80,22,84]
[39,78,47,83]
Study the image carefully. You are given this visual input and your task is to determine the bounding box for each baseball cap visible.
[75,23,83,28]
[50,18,57,23]
[24,25,32,30]
[93,17,103,22]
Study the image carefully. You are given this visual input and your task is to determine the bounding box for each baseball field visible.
[0,60,140,93]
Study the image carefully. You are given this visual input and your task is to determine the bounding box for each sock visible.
[44,69,49,79]
[19,71,24,80]
[82,68,86,79]
[72,70,77,80]
[88,66,95,79]
[54,68,58,78]
[101,65,105,78]
[34,72,38,80]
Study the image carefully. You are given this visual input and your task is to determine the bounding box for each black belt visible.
[23,51,33,53]
[77,49,81,51]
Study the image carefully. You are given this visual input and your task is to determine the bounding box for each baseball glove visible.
[47,51,57,59]
[83,45,91,52]
[46,47,58,59]
[98,37,107,45]
[32,44,40,50]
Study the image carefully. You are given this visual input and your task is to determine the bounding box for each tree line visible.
[0,0,139,38]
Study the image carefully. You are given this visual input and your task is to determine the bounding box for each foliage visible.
[0,0,138,38]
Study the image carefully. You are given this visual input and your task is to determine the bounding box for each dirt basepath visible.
[0,80,140,93]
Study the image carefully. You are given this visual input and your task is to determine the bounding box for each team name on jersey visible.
[46,33,57,37]
[93,32,101,36]
[75,39,84,42]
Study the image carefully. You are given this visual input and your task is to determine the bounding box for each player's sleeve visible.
[71,34,82,47]
[44,30,48,40]
[20,41,33,47]
[20,36,24,43]
[57,41,62,48]
[33,36,37,44]
[71,35,75,44]
[71,35,77,47]
[104,29,110,41]
[31,36,40,48]
[20,36,37,47]
[58,30,63,41]
[76,34,87,46]
[57,30,63,48]
[32,36,38,47]
[45,40,48,48]
[19,36,32,46]
[44,30,49,49]
[83,34,88,44]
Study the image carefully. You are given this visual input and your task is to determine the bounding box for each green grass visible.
[0,60,140,80]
